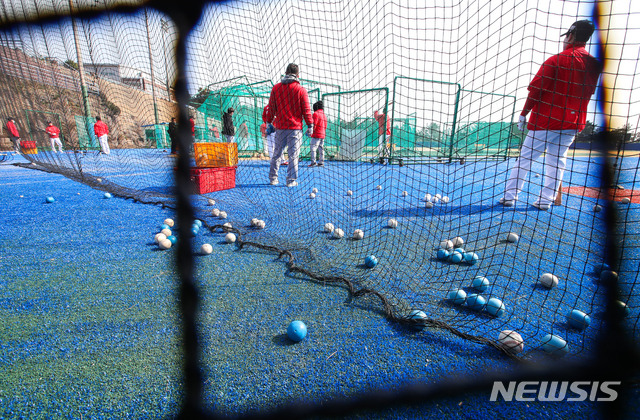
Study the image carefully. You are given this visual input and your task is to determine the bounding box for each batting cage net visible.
[0,0,638,418]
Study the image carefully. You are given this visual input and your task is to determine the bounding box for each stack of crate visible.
[190,142,238,194]
[20,140,38,154]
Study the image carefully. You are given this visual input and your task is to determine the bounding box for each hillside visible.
[0,46,178,151]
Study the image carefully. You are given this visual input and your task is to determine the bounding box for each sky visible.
[0,0,638,129]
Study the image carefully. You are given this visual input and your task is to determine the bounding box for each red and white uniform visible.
[524,46,601,131]
[7,120,19,138]
[309,109,327,165]
[6,120,20,152]
[94,120,110,154]
[374,111,391,157]
[46,124,63,152]
[46,125,60,139]
[504,45,602,207]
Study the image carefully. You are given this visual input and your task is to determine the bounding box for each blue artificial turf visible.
[1,151,638,418]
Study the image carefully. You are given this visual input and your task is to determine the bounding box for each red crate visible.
[190,166,236,194]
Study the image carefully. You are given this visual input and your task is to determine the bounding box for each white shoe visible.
[532,202,550,211]
[499,197,515,207]
[270,179,279,186]
[286,181,298,187]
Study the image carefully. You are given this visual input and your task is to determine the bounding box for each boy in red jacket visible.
[94,116,110,154]
[308,101,327,167]
[45,121,63,152]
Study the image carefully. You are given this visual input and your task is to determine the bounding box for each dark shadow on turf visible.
[272,333,299,346]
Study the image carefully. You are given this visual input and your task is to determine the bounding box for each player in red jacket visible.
[374,110,391,164]
[500,20,602,210]
[265,63,313,187]
[45,121,63,152]
[308,101,327,167]
[6,117,20,152]
[94,116,110,154]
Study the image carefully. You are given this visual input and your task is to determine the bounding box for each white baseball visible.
[440,239,453,250]
[539,273,559,288]
[507,232,519,243]
[498,330,524,354]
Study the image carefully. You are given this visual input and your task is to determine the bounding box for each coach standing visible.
[500,20,602,210]
[266,63,313,187]
[6,117,20,152]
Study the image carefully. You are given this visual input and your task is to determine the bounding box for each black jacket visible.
[222,112,235,136]
[168,121,178,139]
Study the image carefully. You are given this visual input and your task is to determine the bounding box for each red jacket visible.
[6,120,19,137]
[260,122,267,137]
[374,112,391,135]
[190,118,195,134]
[311,110,327,139]
[94,120,109,137]
[266,78,313,130]
[525,46,602,131]
[46,125,60,138]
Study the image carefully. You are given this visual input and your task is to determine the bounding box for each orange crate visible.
[194,142,238,168]
[190,166,236,194]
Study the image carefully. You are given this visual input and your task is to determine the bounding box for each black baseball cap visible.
[561,20,595,43]
[228,107,235,113]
